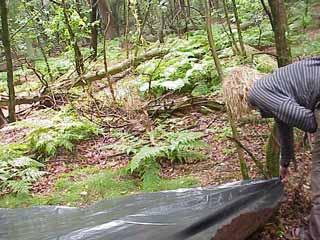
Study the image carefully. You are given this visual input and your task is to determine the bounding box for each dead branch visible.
[227,136,268,178]
[56,48,169,90]
[0,49,169,108]
[147,96,225,117]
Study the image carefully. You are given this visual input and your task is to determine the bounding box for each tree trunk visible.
[266,124,280,177]
[37,36,52,83]
[0,48,170,107]
[0,0,16,122]
[204,0,223,82]
[222,0,240,55]
[204,0,249,180]
[260,0,274,31]
[97,0,120,39]
[124,0,130,58]
[75,0,84,18]
[266,0,291,177]
[90,0,98,60]
[158,8,165,43]
[267,0,291,67]
[64,48,169,88]
[61,0,84,76]
[231,0,246,57]
[229,113,250,180]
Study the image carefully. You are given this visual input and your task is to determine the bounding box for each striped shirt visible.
[248,57,320,167]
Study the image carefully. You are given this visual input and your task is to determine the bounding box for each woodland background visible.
[0,0,320,239]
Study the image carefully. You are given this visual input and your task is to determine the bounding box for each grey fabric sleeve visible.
[277,98,317,133]
[249,87,317,133]
[276,120,294,168]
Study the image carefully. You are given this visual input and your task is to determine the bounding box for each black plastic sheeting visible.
[0,179,283,240]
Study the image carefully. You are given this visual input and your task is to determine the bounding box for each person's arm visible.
[249,87,317,133]
[276,119,294,168]
[277,98,317,133]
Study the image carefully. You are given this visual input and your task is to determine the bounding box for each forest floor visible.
[0,90,314,239]
[2,3,320,239]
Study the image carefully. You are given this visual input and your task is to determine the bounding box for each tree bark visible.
[204,0,249,180]
[90,0,98,60]
[204,0,223,81]
[158,8,165,43]
[61,0,84,76]
[267,0,291,67]
[266,124,280,177]
[222,0,240,55]
[0,48,170,108]
[260,0,274,31]
[0,0,16,122]
[124,0,130,58]
[75,0,84,18]
[231,0,246,57]
[266,0,291,177]
[97,0,120,39]
[51,48,169,90]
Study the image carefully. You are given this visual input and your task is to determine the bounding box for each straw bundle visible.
[222,66,266,119]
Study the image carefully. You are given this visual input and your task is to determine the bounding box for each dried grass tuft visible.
[222,66,266,119]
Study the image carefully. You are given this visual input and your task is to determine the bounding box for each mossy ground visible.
[0,167,197,208]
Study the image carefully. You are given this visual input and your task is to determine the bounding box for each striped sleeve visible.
[276,120,294,168]
[248,85,317,133]
[277,98,317,133]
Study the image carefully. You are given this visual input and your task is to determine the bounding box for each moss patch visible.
[0,167,198,208]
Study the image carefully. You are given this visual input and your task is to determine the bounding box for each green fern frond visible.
[1,155,46,193]
[9,157,44,168]
[114,128,207,187]
[129,146,165,173]
[175,151,206,163]
[20,168,46,182]
[6,180,31,194]
[26,113,101,158]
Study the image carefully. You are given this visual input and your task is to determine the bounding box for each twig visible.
[227,136,268,178]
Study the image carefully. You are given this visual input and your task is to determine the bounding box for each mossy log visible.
[57,48,169,89]
[0,48,169,107]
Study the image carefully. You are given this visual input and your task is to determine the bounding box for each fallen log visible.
[57,48,169,89]
[147,96,225,117]
[0,94,66,108]
[0,96,40,107]
[0,48,169,107]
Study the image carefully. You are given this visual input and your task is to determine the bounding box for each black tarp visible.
[0,178,283,240]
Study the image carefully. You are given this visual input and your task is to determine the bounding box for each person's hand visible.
[280,166,289,181]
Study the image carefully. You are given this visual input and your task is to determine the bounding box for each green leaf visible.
[6,180,31,194]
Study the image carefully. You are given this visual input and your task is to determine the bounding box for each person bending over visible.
[246,57,320,239]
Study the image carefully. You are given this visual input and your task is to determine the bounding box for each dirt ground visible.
[0,102,311,239]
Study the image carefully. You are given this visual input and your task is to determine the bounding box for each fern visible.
[6,180,31,194]
[20,168,45,182]
[0,154,45,194]
[136,31,218,96]
[10,157,43,168]
[129,146,165,173]
[27,114,102,158]
[116,128,208,190]
[0,108,101,194]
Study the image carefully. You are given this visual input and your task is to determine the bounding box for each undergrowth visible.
[0,167,197,208]
[135,31,220,96]
[0,107,101,194]
[105,127,207,191]
[0,144,46,194]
